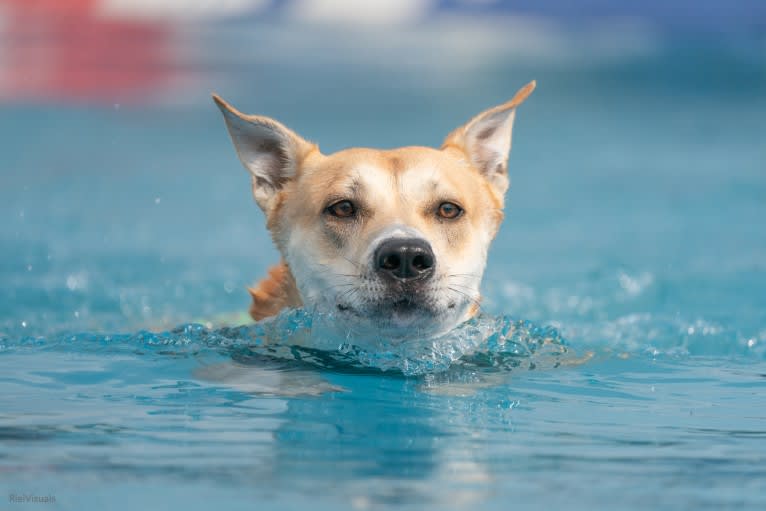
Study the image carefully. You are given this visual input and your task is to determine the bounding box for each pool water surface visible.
[1,22,765,510]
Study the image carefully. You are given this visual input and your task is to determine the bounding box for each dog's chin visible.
[334,298,463,339]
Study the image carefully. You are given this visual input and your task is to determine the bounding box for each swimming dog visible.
[213,81,535,338]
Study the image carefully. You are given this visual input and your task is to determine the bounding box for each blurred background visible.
[1,1,764,346]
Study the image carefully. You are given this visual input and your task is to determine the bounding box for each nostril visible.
[381,254,401,270]
[411,254,432,271]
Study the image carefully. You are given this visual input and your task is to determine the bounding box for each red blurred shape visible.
[0,0,176,104]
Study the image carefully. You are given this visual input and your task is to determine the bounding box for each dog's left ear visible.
[442,81,535,198]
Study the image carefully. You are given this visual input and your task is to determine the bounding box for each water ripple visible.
[0,309,569,376]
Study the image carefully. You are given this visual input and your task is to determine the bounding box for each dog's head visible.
[214,81,534,337]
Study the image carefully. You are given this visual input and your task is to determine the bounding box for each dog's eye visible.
[327,200,356,218]
[437,202,463,219]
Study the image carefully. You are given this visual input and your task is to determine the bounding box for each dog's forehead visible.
[307,146,470,195]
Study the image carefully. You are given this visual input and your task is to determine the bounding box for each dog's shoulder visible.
[248,262,302,321]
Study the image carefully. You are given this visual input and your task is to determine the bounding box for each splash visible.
[0,308,568,376]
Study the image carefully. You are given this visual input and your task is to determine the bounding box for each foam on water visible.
[0,309,569,376]
[3,297,763,380]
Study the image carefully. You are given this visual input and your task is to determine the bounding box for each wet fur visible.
[214,82,536,331]
[248,262,301,321]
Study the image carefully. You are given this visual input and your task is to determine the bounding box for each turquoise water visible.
[2,36,766,510]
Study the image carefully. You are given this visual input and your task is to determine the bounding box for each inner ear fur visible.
[442,80,535,199]
[213,94,317,213]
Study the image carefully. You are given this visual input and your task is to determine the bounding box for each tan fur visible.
[248,263,301,320]
[441,80,535,152]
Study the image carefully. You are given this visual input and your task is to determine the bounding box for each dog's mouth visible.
[331,283,471,338]
[337,298,427,316]
[330,276,470,335]
[390,297,420,313]
[335,301,433,336]
[335,291,455,329]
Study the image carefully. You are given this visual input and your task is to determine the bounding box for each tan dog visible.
[213,81,535,338]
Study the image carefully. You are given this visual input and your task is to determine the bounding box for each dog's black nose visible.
[374,238,435,281]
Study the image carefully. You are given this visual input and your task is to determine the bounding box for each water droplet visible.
[351,496,371,510]
[74,311,80,318]
[618,271,653,296]
[66,273,88,291]
[747,338,756,348]
[21,321,27,328]
[154,197,161,204]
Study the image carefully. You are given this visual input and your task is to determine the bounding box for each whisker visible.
[448,286,480,303]
[315,282,355,295]
[341,255,363,270]
[312,266,361,279]
[339,287,356,300]
[336,287,362,310]
[446,272,480,279]
[448,286,484,312]
[447,282,479,292]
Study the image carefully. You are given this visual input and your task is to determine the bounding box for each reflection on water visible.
[1,342,764,510]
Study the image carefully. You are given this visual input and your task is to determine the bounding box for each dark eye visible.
[437,202,463,219]
[327,200,356,218]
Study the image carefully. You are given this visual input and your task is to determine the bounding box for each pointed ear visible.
[213,94,317,212]
[442,81,535,198]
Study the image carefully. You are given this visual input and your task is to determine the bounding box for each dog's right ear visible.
[213,94,316,213]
